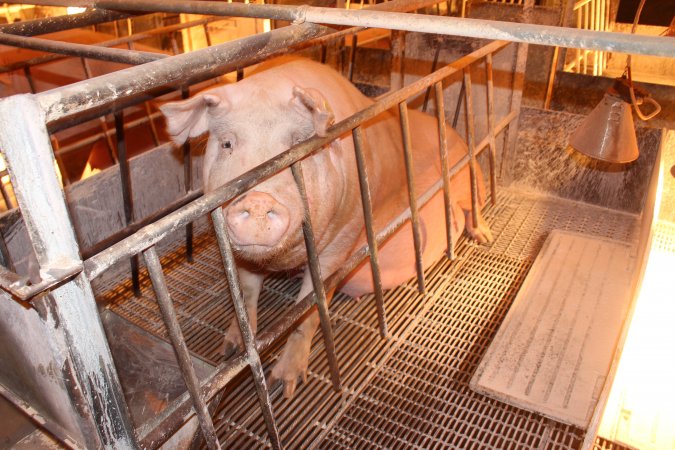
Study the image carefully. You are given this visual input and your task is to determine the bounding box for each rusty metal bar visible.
[37,22,335,123]
[398,101,426,294]
[0,8,131,36]
[91,0,675,57]
[85,40,510,280]
[462,68,480,229]
[181,87,195,264]
[348,34,358,82]
[422,44,442,113]
[142,245,221,450]
[114,111,141,297]
[351,126,388,337]
[0,33,165,65]
[290,162,342,393]
[209,209,281,450]
[485,53,498,206]
[433,82,455,260]
[82,58,118,165]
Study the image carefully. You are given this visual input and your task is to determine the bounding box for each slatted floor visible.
[95,187,639,449]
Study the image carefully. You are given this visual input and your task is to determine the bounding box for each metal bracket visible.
[0,260,83,302]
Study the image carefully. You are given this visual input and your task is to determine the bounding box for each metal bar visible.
[0,180,13,210]
[37,22,334,123]
[485,54,498,206]
[81,189,202,259]
[84,40,510,280]
[0,93,138,449]
[82,58,118,165]
[142,246,221,450]
[0,260,82,302]
[290,162,342,393]
[282,3,673,56]
[348,34,358,82]
[462,68,479,228]
[209,209,281,450]
[433,82,455,260]
[114,112,141,297]
[181,87,195,264]
[0,8,130,36]
[0,33,165,65]
[398,101,426,294]
[422,44,442,113]
[351,127,388,337]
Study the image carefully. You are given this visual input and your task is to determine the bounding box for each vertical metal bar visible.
[351,126,388,337]
[398,101,425,293]
[433,82,455,260]
[22,66,37,93]
[462,68,479,228]
[290,162,341,393]
[484,53,498,206]
[452,78,465,129]
[181,86,194,264]
[0,94,138,449]
[0,178,12,210]
[142,246,221,450]
[422,44,442,113]
[210,209,282,450]
[114,111,141,296]
[81,58,117,163]
[348,34,357,82]
[320,43,327,64]
[203,23,213,47]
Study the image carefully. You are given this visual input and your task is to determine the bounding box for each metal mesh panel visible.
[99,187,639,448]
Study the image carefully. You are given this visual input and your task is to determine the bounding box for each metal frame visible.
[0,1,670,448]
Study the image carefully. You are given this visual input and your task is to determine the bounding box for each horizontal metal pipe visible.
[83,40,509,280]
[37,22,334,123]
[0,16,224,75]
[0,7,131,36]
[0,33,165,65]
[300,7,674,57]
[94,0,674,57]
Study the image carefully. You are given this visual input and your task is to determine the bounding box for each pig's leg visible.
[221,267,264,357]
[464,209,494,244]
[269,271,333,398]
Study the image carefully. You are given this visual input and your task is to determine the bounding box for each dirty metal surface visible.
[97,187,638,448]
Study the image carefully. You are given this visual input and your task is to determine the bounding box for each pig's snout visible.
[226,191,290,248]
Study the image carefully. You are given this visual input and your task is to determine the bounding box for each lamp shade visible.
[568,92,639,164]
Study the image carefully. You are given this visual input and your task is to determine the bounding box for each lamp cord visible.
[624,0,662,121]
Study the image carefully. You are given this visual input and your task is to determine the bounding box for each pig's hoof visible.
[219,320,243,359]
[269,335,311,398]
[465,212,494,245]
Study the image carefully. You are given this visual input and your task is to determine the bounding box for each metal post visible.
[433,82,455,260]
[348,34,357,82]
[352,126,388,338]
[142,246,221,450]
[290,162,342,393]
[484,53,498,206]
[210,210,282,450]
[462,68,480,229]
[114,111,141,296]
[0,94,138,449]
[398,101,426,293]
[182,86,195,264]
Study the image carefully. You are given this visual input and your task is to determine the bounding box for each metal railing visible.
[565,0,611,75]
[0,1,672,448]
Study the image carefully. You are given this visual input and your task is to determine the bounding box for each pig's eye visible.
[221,140,233,150]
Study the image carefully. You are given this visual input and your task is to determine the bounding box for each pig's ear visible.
[291,86,335,137]
[159,93,223,145]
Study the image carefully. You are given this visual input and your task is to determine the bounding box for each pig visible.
[160,57,492,398]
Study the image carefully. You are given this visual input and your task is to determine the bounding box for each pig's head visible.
[160,82,337,266]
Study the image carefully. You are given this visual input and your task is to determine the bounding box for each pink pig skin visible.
[160,58,492,398]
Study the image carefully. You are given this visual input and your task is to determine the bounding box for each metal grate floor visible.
[96,187,640,449]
